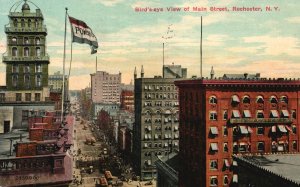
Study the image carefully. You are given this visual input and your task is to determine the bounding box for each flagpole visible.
[200,16,203,78]
[61,7,68,124]
[96,56,97,73]
[162,43,164,78]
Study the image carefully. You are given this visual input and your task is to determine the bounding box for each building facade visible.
[90,71,122,104]
[48,71,68,93]
[120,90,134,112]
[133,65,186,180]
[175,78,300,187]
[2,1,50,102]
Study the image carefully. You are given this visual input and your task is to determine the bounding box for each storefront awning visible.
[232,95,240,102]
[243,110,251,118]
[210,143,218,151]
[281,110,289,117]
[270,110,279,118]
[232,110,241,118]
[210,127,218,135]
[278,125,287,133]
[239,126,249,134]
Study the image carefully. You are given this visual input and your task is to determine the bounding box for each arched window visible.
[209,96,217,104]
[256,96,264,104]
[36,47,41,56]
[28,19,31,27]
[280,96,288,103]
[242,96,250,104]
[35,37,40,44]
[24,64,30,73]
[13,19,18,27]
[24,37,29,44]
[12,47,18,57]
[12,64,18,73]
[35,19,39,28]
[24,47,29,57]
[231,95,240,104]
[21,19,25,27]
[270,96,278,104]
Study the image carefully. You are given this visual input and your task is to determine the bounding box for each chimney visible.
[244,73,248,79]
[134,67,137,79]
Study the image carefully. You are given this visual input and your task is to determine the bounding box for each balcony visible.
[230,118,293,124]
[2,55,50,62]
[5,26,47,33]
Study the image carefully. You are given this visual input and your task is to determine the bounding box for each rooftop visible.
[234,154,300,185]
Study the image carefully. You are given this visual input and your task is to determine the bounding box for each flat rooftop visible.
[236,154,300,185]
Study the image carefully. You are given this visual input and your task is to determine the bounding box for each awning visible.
[239,142,247,146]
[285,125,292,132]
[154,134,158,139]
[174,134,179,138]
[144,86,148,90]
[281,110,289,117]
[232,110,241,118]
[165,110,171,114]
[210,143,218,151]
[144,134,148,139]
[248,127,253,133]
[168,134,172,138]
[147,160,151,165]
[243,110,251,118]
[232,95,240,102]
[233,174,238,183]
[233,161,238,166]
[270,110,279,118]
[239,126,249,134]
[210,127,218,135]
[148,126,152,131]
[174,126,179,131]
[272,126,277,133]
[164,142,168,147]
[224,159,230,167]
[174,142,178,146]
[164,118,168,123]
[144,143,148,148]
[278,125,287,133]
[164,134,168,139]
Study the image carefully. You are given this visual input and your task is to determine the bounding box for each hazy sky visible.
[0,0,299,90]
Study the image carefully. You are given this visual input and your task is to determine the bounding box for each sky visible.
[0,0,299,90]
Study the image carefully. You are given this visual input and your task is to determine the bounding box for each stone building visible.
[133,65,186,180]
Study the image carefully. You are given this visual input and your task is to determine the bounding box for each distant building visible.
[120,90,134,112]
[233,154,300,187]
[163,64,187,78]
[92,102,120,121]
[48,71,68,93]
[223,73,261,79]
[175,76,300,187]
[133,65,185,180]
[155,153,179,187]
[90,71,122,104]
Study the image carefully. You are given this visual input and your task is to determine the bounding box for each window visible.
[231,95,240,105]
[231,110,240,118]
[257,126,264,135]
[35,37,40,44]
[223,110,228,120]
[223,126,228,136]
[256,96,264,104]
[280,96,288,103]
[223,142,228,152]
[28,19,31,27]
[36,47,41,56]
[24,47,29,57]
[209,96,217,104]
[35,93,41,101]
[270,110,279,118]
[270,96,278,104]
[0,93,5,102]
[210,160,218,170]
[25,93,31,101]
[292,110,296,119]
[210,127,218,136]
[223,175,229,185]
[36,75,42,87]
[12,64,19,73]
[292,125,297,134]
[12,75,18,87]
[12,37,17,44]
[24,75,30,88]
[242,96,250,104]
[21,19,25,27]
[210,176,218,186]
[12,47,18,57]
[257,142,265,151]
[16,93,22,101]
[24,37,29,44]
[293,141,297,150]
[239,143,248,152]
[13,19,17,27]
[209,111,217,121]
[36,64,42,72]
[210,143,218,152]
[257,110,264,118]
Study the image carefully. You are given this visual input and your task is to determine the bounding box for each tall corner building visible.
[2,1,49,101]
[175,77,300,187]
[133,65,186,180]
[90,71,122,104]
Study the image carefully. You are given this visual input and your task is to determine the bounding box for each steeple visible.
[141,65,144,78]
[210,66,215,79]
[134,66,137,79]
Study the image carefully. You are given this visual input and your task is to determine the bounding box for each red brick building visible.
[120,90,134,112]
[175,78,300,187]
